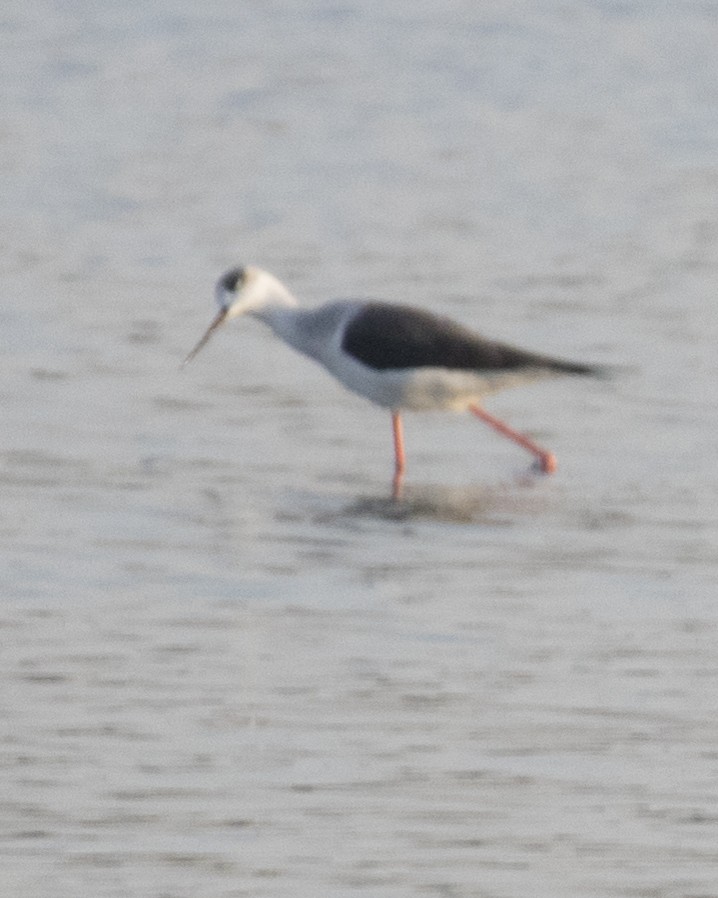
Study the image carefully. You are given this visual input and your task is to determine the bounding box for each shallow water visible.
[2,2,718,897]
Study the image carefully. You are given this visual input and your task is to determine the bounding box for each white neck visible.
[253,302,304,344]
[239,270,306,349]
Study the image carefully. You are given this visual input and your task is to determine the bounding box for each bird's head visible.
[182,265,296,365]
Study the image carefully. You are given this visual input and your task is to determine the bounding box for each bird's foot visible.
[533,452,557,474]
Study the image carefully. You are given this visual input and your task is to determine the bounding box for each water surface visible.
[2,2,717,896]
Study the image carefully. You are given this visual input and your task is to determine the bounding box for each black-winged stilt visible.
[184,266,599,497]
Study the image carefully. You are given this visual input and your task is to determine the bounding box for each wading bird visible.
[184,266,599,498]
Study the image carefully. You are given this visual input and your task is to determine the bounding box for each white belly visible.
[324,352,551,411]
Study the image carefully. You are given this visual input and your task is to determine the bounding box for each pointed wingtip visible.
[588,362,633,380]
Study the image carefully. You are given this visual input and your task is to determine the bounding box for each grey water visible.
[2,2,718,896]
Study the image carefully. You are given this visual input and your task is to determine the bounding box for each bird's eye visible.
[220,267,245,293]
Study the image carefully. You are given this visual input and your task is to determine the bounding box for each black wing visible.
[341,303,594,374]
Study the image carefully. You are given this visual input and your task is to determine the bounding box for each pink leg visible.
[468,404,557,474]
[391,411,406,499]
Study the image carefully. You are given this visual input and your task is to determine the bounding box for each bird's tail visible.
[548,358,605,376]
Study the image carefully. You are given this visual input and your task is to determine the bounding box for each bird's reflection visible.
[345,478,548,524]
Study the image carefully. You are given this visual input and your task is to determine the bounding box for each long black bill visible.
[181,307,229,367]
